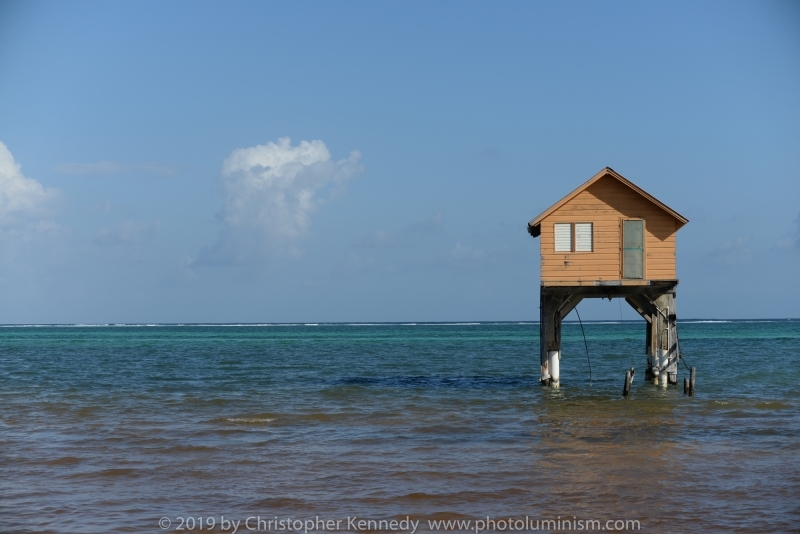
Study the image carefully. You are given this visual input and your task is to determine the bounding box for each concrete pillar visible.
[540,290,565,387]
[548,350,560,387]
[649,312,659,384]
[645,316,654,382]
[659,348,668,387]
[653,294,671,386]
[667,292,679,385]
[626,290,682,388]
[648,351,659,384]
[539,288,548,383]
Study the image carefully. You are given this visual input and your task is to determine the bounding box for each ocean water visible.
[1,320,799,533]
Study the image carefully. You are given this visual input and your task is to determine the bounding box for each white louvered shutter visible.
[554,223,572,252]
[575,223,593,252]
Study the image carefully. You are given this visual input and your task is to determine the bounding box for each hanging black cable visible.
[574,306,591,384]
[674,318,692,372]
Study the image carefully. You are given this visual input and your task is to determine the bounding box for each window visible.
[554,222,593,252]
[554,223,572,252]
[575,223,593,252]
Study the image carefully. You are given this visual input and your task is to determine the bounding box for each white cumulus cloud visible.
[196,137,362,264]
[0,141,60,229]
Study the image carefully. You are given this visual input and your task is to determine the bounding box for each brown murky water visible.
[2,322,799,533]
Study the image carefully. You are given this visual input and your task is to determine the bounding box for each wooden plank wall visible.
[540,176,677,282]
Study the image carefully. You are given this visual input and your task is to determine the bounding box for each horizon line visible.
[1,318,797,327]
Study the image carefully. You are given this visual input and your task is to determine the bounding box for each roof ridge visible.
[527,168,688,238]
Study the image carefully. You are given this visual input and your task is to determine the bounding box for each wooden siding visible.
[540,175,677,283]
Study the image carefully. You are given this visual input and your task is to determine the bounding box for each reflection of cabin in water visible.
[527,167,688,387]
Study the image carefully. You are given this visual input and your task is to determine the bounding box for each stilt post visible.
[644,316,653,382]
[540,289,570,387]
[537,284,687,393]
[667,297,679,386]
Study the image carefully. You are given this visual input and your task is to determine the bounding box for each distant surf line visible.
[1,319,795,328]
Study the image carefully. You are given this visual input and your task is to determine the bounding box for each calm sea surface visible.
[2,321,799,533]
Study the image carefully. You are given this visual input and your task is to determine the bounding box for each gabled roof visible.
[527,167,689,237]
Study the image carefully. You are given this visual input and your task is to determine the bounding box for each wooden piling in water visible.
[623,370,632,397]
[689,366,696,396]
[684,377,689,395]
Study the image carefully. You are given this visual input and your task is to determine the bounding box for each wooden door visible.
[622,219,644,279]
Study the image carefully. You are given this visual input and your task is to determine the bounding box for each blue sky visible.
[0,0,798,323]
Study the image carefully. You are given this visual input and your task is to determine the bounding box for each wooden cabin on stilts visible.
[528,168,689,389]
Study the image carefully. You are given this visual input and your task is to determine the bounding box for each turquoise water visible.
[1,321,799,533]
